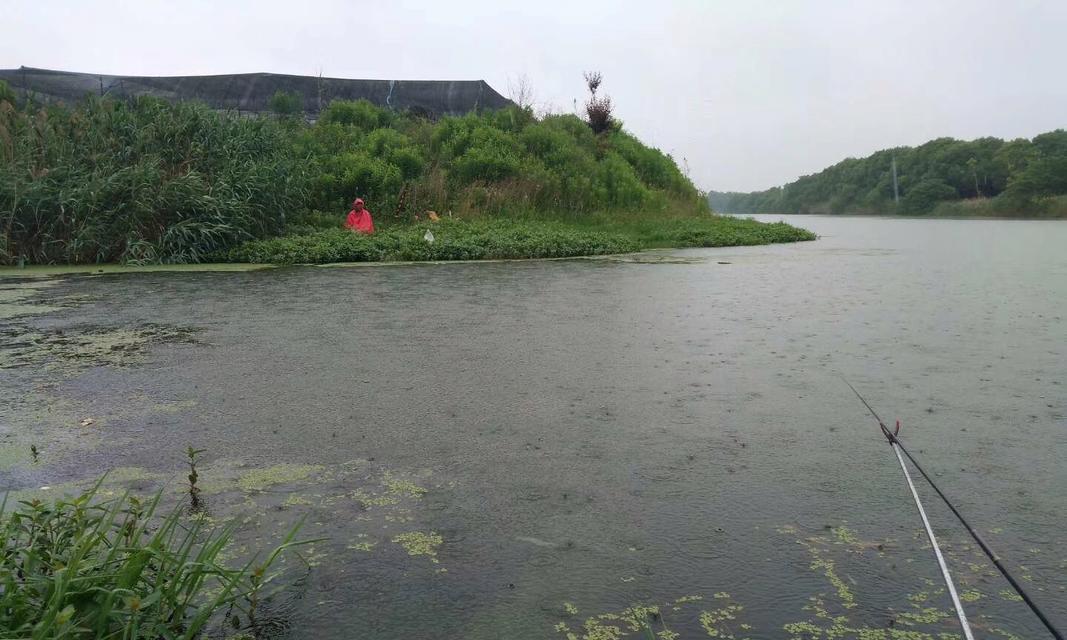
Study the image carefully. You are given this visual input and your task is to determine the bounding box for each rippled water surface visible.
[2,215,1065,639]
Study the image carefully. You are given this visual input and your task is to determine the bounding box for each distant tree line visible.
[709,130,1067,216]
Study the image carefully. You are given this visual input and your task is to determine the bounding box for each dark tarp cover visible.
[0,66,512,117]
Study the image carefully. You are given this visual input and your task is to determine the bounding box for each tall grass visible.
[1,482,307,638]
[0,94,304,265]
[1,82,805,266]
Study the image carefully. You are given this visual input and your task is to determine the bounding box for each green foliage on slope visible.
[710,130,1067,216]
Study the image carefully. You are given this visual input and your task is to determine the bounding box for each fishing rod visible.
[845,380,974,639]
[845,380,1065,640]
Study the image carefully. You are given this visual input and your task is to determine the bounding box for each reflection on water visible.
[1,215,1065,638]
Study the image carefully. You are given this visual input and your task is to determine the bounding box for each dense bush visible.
[276,100,706,222]
[1,82,802,265]
[710,129,1067,216]
[269,90,303,116]
[0,92,305,264]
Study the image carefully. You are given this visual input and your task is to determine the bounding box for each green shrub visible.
[319,99,392,130]
[597,152,652,208]
[269,90,303,116]
[2,90,806,265]
[0,483,307,638]
[1,97,305,264]
[901,178,957,214]
[0,80,15,105]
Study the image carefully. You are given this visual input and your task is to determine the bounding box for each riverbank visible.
[709,130,1067,217]
[716,195,1067,219]
[220,215,815,264]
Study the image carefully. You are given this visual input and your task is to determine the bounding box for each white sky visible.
[3,0,1066,192]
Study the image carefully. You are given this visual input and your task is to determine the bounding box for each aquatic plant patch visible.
[221,218,641,264]
[0,484,307,639]
[222,216,814,265]
[0,323,198,371]
[548,523,1040,639]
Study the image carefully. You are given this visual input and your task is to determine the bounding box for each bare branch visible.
[506,73,535,110]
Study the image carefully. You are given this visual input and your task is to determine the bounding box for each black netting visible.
[0,66,511,117]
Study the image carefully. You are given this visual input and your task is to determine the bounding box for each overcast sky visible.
[3,0,1066,192]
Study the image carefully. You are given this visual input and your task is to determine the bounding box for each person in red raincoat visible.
[345,198,375,234]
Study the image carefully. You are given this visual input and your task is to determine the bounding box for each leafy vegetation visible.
[0,77,813,265]
[0,482,306,639]
[223,218,639,263]
[0,88,305,264]
[710,130,1067,216]
[223,216,814,264]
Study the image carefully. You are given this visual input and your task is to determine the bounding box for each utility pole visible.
[891,156,900,205]
[317,69,323,115]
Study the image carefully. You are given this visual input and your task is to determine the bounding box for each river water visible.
[1,215,1065,639]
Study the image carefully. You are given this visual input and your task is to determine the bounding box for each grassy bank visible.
[0,80,816,265]
[930,194,1067,218]
[223,216,815,264]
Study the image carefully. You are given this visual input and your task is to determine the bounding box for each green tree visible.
[268,90,303,116]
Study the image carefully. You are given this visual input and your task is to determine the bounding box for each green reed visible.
[0,480,308,639]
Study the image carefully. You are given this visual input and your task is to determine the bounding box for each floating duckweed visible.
[699,603,743,637]
[347,541,376,552]
[784,621,822,636]
[897,608,948,625]
[776,523,1020,639]
[554,593,748,640]
[237,463,324,492]
[0,324,198,372]
[998,589,1023,602]
[352,471,428,507]
[674,595,703,604]
[0,280,63,320]
[382,471,427,498]
[620,605,660,631]
[392,531,443,563]
[351,488,400,507]
[283,494,312,507]
[576,617,622,640]
[833,526,859,545]
[809,555,856,609]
